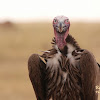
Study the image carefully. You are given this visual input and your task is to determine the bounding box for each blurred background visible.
[0,0,100,100]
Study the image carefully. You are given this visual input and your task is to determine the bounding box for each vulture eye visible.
[65,19,69,23]
[54,19,57,23]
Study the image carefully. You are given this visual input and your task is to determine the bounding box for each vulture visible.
[28,16,100,100]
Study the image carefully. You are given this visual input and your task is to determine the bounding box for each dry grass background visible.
[0,22,100,100]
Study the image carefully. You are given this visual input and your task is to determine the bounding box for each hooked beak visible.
[58,23,63,33]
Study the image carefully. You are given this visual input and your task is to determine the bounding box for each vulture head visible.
[53,16,70,50]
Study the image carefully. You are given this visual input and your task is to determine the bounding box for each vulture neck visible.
[41,34,80,60]
[55,34,80,55]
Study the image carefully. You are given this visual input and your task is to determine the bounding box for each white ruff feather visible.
[67,43,75,53]
[67,43,77,66]
[47,51,61,69]
[47,50,67,82]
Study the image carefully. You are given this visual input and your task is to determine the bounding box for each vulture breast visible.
[45,43,81,100]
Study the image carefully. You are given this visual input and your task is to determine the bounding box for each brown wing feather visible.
[28,54,46,100]
[79,50,99,100]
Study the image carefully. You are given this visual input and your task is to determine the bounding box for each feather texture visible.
[28,35,100,100]
[41,35,83,100]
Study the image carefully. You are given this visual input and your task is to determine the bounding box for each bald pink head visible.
[53,16,70,50]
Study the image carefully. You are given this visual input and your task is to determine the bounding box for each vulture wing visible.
[28,54,46,100]
[79,50,100,100]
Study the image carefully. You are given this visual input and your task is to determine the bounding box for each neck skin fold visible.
[54,29,69,50]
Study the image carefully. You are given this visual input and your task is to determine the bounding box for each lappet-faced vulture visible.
[28,16,100,100]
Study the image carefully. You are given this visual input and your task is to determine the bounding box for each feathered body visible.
[41,35,83,100]
[28,16,100,100]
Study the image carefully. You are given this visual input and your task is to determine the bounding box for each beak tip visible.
[58,28,63,33]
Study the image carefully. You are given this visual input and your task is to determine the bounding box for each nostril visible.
[63,25,67,29]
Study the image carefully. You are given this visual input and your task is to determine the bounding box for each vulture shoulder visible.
[28,54,46,100]
[78,50,100,100]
